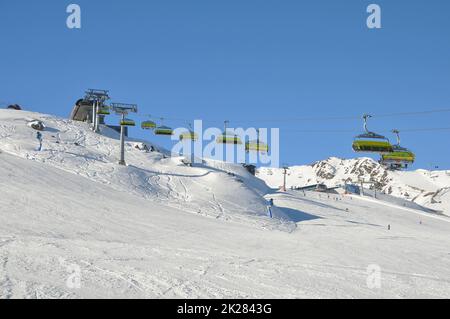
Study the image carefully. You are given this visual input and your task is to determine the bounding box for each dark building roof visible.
[7,104,22,110]
[70,99,93,122]
[70,99,107,125]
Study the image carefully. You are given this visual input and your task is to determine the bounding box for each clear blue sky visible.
[1,0,449,169]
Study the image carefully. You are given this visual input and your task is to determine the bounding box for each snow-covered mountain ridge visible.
[257,157,450,216]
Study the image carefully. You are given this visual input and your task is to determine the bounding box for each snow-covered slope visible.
[1,109,450,298]
[1,151,450,298]
[257,157,450,216]
[0,109,289,228]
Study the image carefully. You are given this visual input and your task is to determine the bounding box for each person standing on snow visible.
[36,132,43,151]
[267,198,274,219]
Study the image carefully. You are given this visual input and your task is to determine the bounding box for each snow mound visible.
[0,109,292,229]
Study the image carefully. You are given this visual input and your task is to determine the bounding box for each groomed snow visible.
[1,110,450,298]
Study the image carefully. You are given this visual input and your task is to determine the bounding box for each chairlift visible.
[141,120,157,130]
[154,118,173,136]
[246,129,269,153]
[120,118,136,127]
[380,130,415,170]
[97,106,110,115]
[180,124,198,141]
[352,115,393,153]
[216,121,243,145]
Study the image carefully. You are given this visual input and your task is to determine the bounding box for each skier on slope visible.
[36,132,43,151]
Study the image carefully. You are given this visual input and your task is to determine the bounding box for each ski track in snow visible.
[1,110,450,298]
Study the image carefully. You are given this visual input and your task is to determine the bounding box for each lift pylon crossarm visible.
[84,89,110,102]
[85,89,110,95]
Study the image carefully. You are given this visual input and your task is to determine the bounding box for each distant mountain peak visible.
[257,158,450,215]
